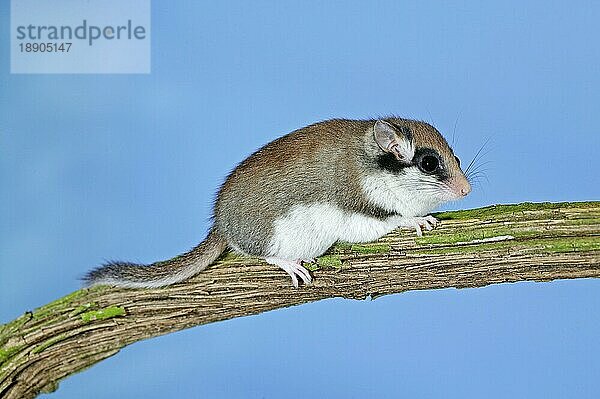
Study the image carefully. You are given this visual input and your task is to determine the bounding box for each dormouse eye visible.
[454,156,461,167]
[420,155,439,173]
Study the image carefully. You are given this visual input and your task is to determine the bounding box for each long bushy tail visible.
[83,228,228,288]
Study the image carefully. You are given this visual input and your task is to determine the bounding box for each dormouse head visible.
[367,119,471,215]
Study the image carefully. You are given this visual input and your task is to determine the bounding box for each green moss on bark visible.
[80,306,126,323]
[413,236,600,255]
[316,256,344,269]
[0,345,23,367]
[435,201,599,220]
[31,334,67,354]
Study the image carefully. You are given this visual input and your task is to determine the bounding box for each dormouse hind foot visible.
[265,257,313,288]
[397,215,438,237]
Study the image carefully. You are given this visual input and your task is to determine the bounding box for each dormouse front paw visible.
[397,215,438,237]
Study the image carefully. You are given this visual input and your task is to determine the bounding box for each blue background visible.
[1,1,599,398]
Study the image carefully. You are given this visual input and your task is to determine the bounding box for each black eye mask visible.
[376,152,407,174]
[412,148,450,181]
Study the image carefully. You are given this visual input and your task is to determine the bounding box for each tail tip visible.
[81,260,141,287]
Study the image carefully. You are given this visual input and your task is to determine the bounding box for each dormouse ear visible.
[373,120,414,163]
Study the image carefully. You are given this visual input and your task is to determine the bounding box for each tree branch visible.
[1,201,599,398]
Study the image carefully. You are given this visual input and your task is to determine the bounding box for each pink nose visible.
[460,182,472,196]
[450,177,471,198]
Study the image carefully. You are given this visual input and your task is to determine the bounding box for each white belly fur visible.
[268,203,400,260]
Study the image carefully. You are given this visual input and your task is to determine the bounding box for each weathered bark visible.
[1,201,599,398]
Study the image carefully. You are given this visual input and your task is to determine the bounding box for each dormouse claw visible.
[397,215,439,237]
